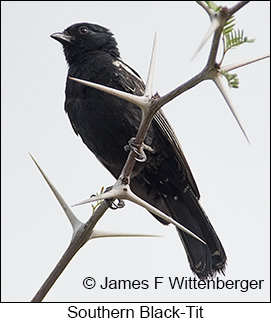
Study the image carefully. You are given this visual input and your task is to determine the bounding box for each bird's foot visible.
[124,137,155,162]
[104,186,125,210]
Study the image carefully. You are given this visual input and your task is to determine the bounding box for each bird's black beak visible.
[50,32,73,45]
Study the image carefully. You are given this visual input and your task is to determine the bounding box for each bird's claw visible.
[104,186,125,210]
[124,137,154,163]
[124,137,139,152]
[105,198,125,209]
[135,151,147,162]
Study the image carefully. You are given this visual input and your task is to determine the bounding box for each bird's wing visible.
[153,110,200,199]
[114,59,200,199]
[112,60,145,95]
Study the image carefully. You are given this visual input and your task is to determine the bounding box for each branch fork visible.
[192,2,269,144]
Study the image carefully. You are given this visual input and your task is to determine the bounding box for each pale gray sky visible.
[2,1,270,305]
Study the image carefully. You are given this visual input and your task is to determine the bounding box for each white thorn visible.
[71,190,117,207]
[124,186,206,245]
[223,54,270,72]
[144,32,157,98]
[212,74,250,144]
[29,154,83,231]
[90,229,162,240]
[192,16,220,60]
[69,77,148,108]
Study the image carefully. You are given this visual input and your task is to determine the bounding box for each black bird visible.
[51,23,226,279]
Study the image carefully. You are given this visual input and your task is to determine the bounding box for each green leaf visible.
[224,29,255,52]
[223,24,235,35]
[223,17,236,36]
[221,70,239,89]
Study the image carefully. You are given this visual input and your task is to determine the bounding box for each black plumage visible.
[51,22,226,279]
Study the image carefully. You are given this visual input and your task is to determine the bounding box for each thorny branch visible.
[31,2,269,301]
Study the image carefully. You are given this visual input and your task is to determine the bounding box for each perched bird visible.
[51,22,226,279]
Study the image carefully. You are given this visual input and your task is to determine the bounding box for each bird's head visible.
[51,23,120,65]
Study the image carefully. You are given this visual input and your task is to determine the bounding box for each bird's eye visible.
[79,27,89,34]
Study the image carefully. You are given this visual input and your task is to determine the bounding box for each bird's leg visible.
[103,186,125,210]
[124,137,155,162]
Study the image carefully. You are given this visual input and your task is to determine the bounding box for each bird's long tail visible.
[164,187,227,280]
[131,167,227,280]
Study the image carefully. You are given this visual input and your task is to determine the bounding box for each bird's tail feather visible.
[131,176,227,280]
[165,188,227,280]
